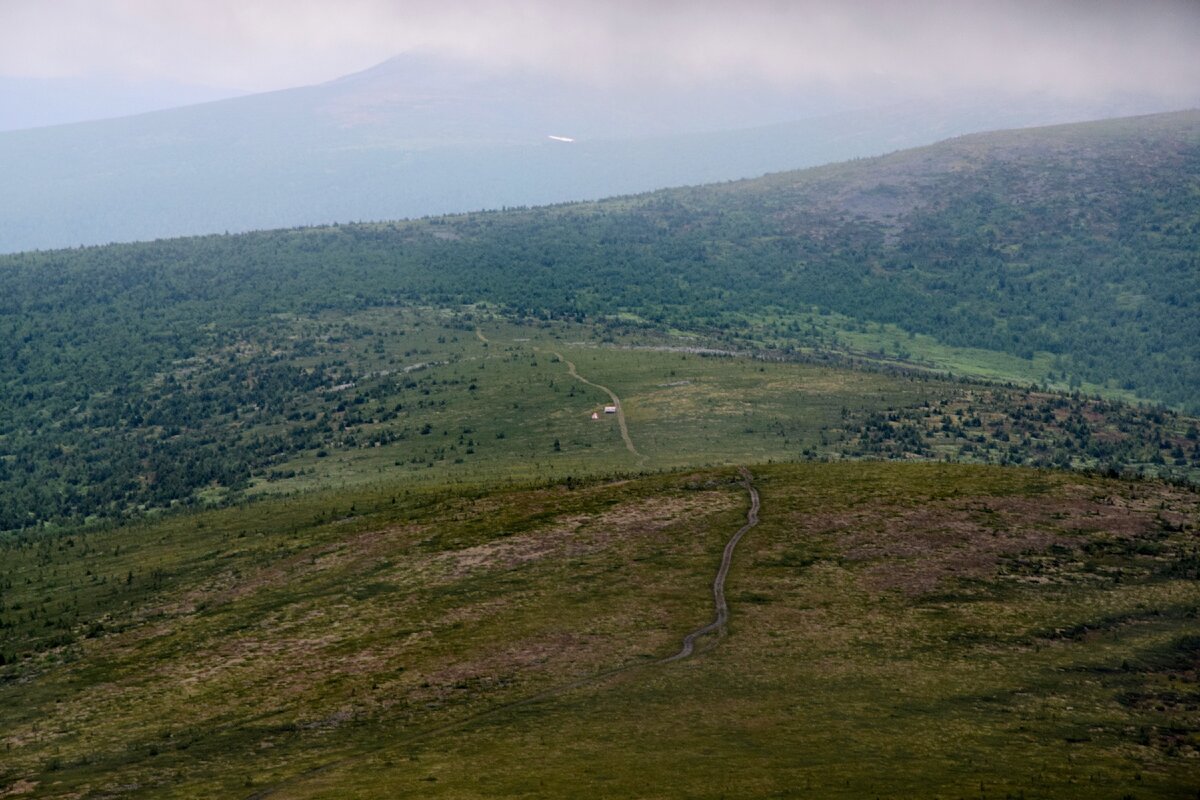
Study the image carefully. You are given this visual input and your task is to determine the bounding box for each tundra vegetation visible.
[1,112,1198,797]
[1,465,1199,797]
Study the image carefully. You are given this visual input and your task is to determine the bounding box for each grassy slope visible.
[2,111,1199,800]
[233,311,1199,503]
[256,313,930,497]
[2,463,1198,798]
[4,303,1196,533]
[3,111,1199,528]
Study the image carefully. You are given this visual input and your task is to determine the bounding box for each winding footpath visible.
[475,328,641,465]
[545,348,644,464]
[664,466,760,661]
[245,469,760,799]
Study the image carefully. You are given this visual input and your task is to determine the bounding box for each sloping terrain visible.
[1,463,1198,798]
[1,307,1195,531]
[2,109,1199,800]
[4,112,1196,413]
[2,111,1198,531]
[0,52,1172,253]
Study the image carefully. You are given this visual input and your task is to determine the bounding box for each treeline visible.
[833,389,1200,481]
[5,113,1196,409]
[1,111,1198,527]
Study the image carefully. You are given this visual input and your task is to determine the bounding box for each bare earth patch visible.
[809,489,1168,596]
[0,780,38,798]
[436,491,736,578]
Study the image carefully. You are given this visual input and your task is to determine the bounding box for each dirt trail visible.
[545,348,644,465]
[245,470,760,799]
[664,466,760,660]
[473,331,639,464]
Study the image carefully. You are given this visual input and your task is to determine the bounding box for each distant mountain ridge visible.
[0,74,245,132]
[0,53,1185,253]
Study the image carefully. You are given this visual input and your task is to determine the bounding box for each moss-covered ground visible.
[3,463,1198,798]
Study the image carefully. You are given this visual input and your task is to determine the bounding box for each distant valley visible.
[0,54,1181,253]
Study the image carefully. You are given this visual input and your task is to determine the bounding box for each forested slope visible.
[4,110,1195,404]
[2,111,1198,527]
[1,52,1161,254]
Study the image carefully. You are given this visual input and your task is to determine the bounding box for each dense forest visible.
[1,110,1197,528]
[4,111,1196,400]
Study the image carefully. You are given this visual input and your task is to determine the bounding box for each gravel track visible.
[545,348,644,464]
[245,343,758,798]
[663,466,760,661]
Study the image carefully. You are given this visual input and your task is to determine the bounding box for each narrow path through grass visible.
[544,347,644,465]
[244,469,760,799]
[665,466,760,660]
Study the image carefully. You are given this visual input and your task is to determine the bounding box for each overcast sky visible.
[3,0,1199,101]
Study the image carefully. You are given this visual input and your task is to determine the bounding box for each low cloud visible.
[2,0,1198,102]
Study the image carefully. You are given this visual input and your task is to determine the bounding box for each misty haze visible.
[1,2,1198,798]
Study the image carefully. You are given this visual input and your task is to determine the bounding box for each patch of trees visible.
[1,113,1198,527]
[836,390,1200,482]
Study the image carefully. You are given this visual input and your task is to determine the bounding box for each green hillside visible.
[0,306,1196,531]
[3,111,1200,799]
[1,111,1199,529]
[2,463,1199,798]
[4,111,1197,406]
